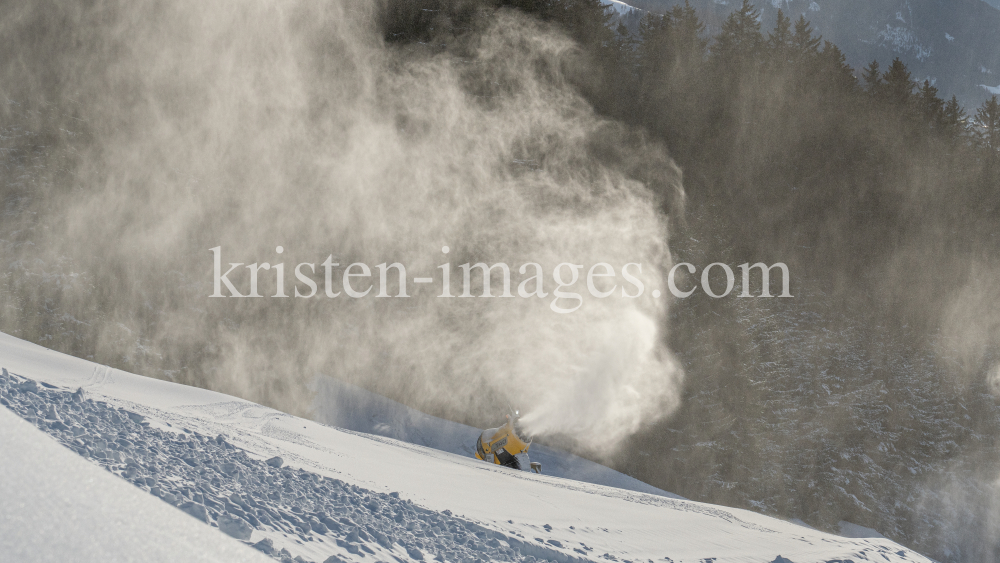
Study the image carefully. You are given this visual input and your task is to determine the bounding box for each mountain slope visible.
[0,330,934,563]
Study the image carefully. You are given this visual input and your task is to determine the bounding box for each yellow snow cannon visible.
[475,413,540,473]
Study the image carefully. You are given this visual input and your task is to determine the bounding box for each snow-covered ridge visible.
[0,331,934,562]
[599,0,642,16]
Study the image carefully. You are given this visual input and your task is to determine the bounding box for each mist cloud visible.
[0,0,684,455]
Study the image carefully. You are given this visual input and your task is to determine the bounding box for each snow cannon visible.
[474,411,536,472]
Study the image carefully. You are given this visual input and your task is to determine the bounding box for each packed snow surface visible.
[0,331,933,563]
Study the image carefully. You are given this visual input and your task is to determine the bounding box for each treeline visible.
[379,0,1000,560]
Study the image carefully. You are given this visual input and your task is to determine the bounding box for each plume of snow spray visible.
[0,0,683,456]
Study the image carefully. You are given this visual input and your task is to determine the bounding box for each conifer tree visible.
[637,12,670,78]
[791,15,821,55]
[637,12,667,46]
[767,9,792,62]
[608,21,638,76]
[861,60,881,95]
[942,95,968,137]
[635,3,705,94]
[711,0,763,62]
[670,1,708,61]
[917,80,944,127]
[975,95,1000,150]
[882,58,914,107]
[817,41,856,94]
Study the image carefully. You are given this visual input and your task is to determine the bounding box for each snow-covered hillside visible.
[312,376,678,499]
[0,331,933,563]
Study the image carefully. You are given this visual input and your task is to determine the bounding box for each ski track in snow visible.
[0,370,592,563]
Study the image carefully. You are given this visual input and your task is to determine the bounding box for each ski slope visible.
[0,331,932,563]
[312,376,680,499]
